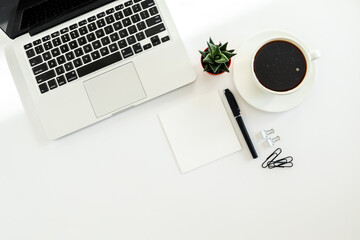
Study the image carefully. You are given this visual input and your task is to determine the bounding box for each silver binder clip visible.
[267,136,280,147]
[260,129,275,139]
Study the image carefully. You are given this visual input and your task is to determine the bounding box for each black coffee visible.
[253,40,307,92]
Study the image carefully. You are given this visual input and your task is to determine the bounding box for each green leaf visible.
[219,42,228,51]
[203,64,210,72]
[219,63,230,73]
[228,49,235,53]
[203,54,215,64]
[199,50,207,58]
[222,51,237,59]
[207,41,217,56]
[209,37,215,45]
[209,63,221,74]
[214,53,229,64]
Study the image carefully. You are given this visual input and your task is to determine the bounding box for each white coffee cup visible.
[251,36,320,95]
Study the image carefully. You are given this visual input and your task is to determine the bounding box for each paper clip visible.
[268,156,293,169]
[262,148,282,168]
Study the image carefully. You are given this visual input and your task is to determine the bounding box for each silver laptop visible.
[1,0,196,139]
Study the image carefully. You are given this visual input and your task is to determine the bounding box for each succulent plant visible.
[199,38,237,74]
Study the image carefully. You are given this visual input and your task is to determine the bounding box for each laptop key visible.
[100,47,110,56]
[33,39,42,46]
[61,34,70,43]
[140,10,150,19]
[42,52,52,61]
[133,43,143,54]
[82,54,91,64]
[88,22,97,32]
[125,1,133,7]
[29,56,43,67]
[92,40,101,50]
[79,27,88,35]
[64,62,74,71]
[87,33,96,42]
[48,59,57,68]
[118,39,127,49]
[55,66,65,75]
[70,24,78,30]
[146,15,162,27]
[101,36,111,46]
[122,18,131,27]
[33,63,48,75]
[39,82,49,94]
[42,35,51,42]
[124,8,133,17]
[136,32,145,41]
[51,48,60,57]
[24,43,33,50]
[151,35,161,46]
[51,32,60,38]
[77,52,122,77]
[73,58,83,68]
[109,43,119,52]
[60,28,69,34]
[26,49,36,58]
[83,44,93,53]
[88,16,96,22]
[95,29,105,38]
[132,4,142,13]
[74,48,84,57]
[131,14,141,23]
[143,43,152,50]
[53,38,61,46]
[66,71,78,82]
[97,19,106,28]
[105,25,114,34]
[127,36,136,45]
[121,47,134,58]
[78,36,87,46]
[114,11,124,20]
[44,41,53,50]
[97,12,106,18]
[110,32,120,42]
[69,40,78,49]
[70,30,80,39]
[149,6,158,16]
[79,20,87,26]
[161,36,170,42]
[48,79,58,90]
[56,75,67,86]
[141,0,155,9]
[66,52,75,61]
[113,22,123,30]
[36,69,55,84]
[57,56,66,65]
[60,44,70,53]
[91,50,101,60]
[145,23,166,37]
[35,45,44,54]
[137,21,146,30]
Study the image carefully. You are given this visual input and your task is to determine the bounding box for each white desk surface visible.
[1,0,360,239]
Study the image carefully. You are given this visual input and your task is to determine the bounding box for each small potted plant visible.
[199,38,237,75]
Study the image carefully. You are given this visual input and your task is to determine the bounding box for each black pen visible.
[224,89,258,159]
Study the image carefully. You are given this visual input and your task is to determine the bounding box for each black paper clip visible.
[262,148,293,169]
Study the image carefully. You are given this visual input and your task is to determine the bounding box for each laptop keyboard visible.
[23,0,170,94]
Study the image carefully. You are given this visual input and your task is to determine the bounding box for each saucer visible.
[233,30,317,112]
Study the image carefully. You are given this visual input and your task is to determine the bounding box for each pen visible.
[224,89,258,159]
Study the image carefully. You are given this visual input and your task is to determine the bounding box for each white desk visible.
[1,0,360,239]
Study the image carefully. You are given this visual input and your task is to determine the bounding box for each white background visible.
[1,0,360,239]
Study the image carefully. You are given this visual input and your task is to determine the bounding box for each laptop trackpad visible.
[84,63,146,118]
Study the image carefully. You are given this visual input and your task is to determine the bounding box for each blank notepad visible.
[158,90,242,173]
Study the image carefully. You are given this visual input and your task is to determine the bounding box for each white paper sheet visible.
[158,90,242,173]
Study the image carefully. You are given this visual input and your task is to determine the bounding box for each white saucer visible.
[233,30,317,112]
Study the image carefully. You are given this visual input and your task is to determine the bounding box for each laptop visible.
[1,0,196,139]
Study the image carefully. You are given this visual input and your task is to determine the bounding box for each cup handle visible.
[310,50,321,61]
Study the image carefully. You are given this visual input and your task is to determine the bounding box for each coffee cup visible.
[251,36,320,95]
